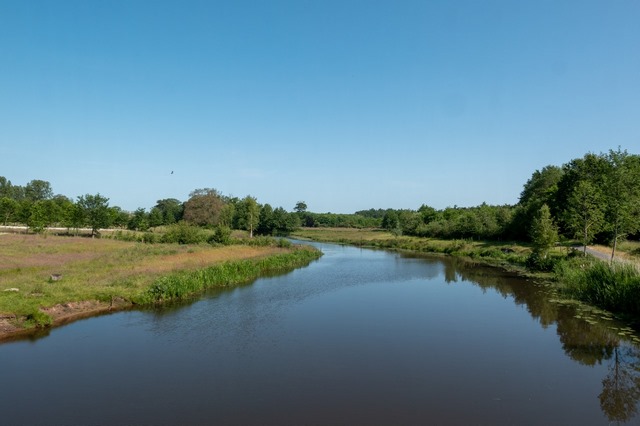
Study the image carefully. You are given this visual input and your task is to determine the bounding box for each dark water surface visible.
[2,241,640,425]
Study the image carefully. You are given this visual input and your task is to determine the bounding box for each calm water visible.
[2,241,640,425]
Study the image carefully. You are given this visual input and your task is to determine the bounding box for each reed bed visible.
[137,246,321,303]
[556,258,640,317]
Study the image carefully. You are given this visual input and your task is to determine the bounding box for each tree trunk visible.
[611,222,618,264]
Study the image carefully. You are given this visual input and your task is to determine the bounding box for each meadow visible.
[0,233,320,334]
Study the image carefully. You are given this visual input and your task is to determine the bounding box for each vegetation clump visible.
[555,258,640,318]
[137,246,321,304]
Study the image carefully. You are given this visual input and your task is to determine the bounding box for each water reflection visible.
[405,252,640,423]
[598,346,640,423]
[3,243,640,424]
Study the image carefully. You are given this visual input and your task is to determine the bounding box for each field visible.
[0,233,317,337]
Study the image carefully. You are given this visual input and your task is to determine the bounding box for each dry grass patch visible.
[0,234,287,318]
[293,227,394,242]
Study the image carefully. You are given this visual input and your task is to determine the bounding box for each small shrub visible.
[208,226,232,245]
[24,310,53,328]
[243,236,277,247]
[161,223,206,244]
[277,238,292,249]
[526,250,557,271]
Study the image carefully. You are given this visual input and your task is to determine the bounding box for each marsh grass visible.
[137,247,321,303]
[0,234,319,327]
[556,258,640,317]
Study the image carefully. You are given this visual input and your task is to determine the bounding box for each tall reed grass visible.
[556,257,640,317]
[136,246,321,304]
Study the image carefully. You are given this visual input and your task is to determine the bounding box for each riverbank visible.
[292,227,533,270]
[291,227,640,324]
[0,234,321,341]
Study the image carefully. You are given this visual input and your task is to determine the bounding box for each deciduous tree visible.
[0,197,19,225]
[183,188,225,227]
[24,179,53,201]
[530,204,558,260]
[294,201,307,214]
[236,196,260,237]
[565,180,604,255]
[77,193,112,237]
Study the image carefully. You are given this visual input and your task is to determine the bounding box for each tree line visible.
[373,148,639,261]
[2,148,637,253]
[0,179,300,238]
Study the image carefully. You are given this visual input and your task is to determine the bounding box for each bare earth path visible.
[575,245,639,268]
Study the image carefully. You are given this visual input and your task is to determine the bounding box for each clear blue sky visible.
[2,1,639,213]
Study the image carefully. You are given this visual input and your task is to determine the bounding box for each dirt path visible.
[575,246,611,261]
[574,245,639,268]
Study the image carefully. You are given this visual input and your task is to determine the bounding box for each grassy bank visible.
[138,247,321,303]
[0,233,321,333]
[292,227,533,268]
[555,257,640,319]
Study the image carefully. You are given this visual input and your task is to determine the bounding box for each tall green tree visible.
[603,149,640,262]
[513,165,564,240]
[236,196,260,237]
[0,197,19,225]
[0,177,17,199]
[294,201,307,214]
[564,180,604,255]
[258,203,275,235]
[109,206,130,228]
[555,152,609,235]
[24,179,53,201]
[41,199,63,226]
[27,201,48,233]
[530,204,558,260]
[153,198,184,225]
[62,202,85,235]
[77,193,112,237]
[148,207,164,227]
[272,207,300,235]
[381,210,400,232]
[128,208,149,231]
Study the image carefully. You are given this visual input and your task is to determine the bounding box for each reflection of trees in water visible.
[600,346,640,423]
[431,255,640,424]
[555,310,617,366]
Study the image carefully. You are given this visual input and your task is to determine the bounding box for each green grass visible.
[555,257,640,318]
[137,246,321,303]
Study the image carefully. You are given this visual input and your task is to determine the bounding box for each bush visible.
[526,250,557,271]
[208,226,232,245]
[277,238,292,249]
[25,310,53,328]
[161,223,206,244]
[243,236,278,247]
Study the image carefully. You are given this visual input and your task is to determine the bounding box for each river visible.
[1,241,640,425]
